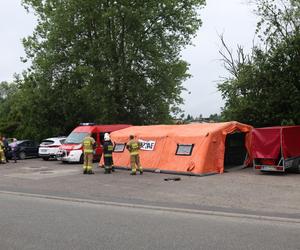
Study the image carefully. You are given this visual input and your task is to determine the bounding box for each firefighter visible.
[126,134,143,175]
[82,134,96,174]
[2,136,10,163]
[11,138,18,163]
[103,133,114,174]
[0,137,5,163]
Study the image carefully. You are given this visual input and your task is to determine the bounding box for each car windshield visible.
[64,132,89,144]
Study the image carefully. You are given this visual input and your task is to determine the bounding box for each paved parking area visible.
[4,165,79,180]
[0,158,299,218]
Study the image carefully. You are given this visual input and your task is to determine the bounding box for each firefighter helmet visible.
[104,133,110,141]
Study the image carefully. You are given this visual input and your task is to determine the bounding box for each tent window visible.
[176,144,194,156]
[114,143,126,153]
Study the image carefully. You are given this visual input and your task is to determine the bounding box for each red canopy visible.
[251,126,300,159]
[282,126,300,158]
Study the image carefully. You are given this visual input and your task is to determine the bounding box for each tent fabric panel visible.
[112,151,130,168]
[202,133,227,174]
[138,137,168,169]
[110,137,168,170]
[110,122,252,174]
[282,126,300,158]
[251,128,281,159]
[111,122,251,138]
[157,135,208,173]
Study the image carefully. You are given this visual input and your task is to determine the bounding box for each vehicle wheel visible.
[43,157,49,161]
[79,154,84,164]
[18,151,26,160]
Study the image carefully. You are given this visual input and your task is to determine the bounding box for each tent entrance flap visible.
[224,132,247,168]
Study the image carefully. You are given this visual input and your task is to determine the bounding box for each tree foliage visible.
[218,0,300,127]
[0,0,205,140]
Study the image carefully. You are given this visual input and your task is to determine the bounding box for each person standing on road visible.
[10,138,18,163]
[2,136,10,163]
[0,137,5,163]
[126,134,143,175]
[102,133,114,174]
[82,134,96,175]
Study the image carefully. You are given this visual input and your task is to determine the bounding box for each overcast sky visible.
[0,0,258,117]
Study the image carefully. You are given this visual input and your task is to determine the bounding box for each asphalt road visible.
[0,159,299,249]
[0,159,299,218]
[0,192,299,250]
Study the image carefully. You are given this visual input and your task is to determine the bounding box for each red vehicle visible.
[57,123,131,163]
[252,126,300,172]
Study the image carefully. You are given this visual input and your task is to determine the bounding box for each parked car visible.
[39,137,66,160]
[8,140,39,160]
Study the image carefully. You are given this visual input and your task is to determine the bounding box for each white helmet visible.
[104,133,110,141]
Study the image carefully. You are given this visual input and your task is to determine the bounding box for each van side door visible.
[92,132,101,159]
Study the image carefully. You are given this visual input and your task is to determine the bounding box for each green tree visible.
[185,114,194,121]
[218,0,300,127]
[14,0,205,140]
[0,81,20,137]
[208,113,222,122]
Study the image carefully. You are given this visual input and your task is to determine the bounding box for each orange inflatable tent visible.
[110,121,252,175]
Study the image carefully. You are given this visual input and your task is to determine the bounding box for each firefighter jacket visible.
[126,139,141,156]
[83,136,95,154]
[0,141,4,152]
[103,140,114,158]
